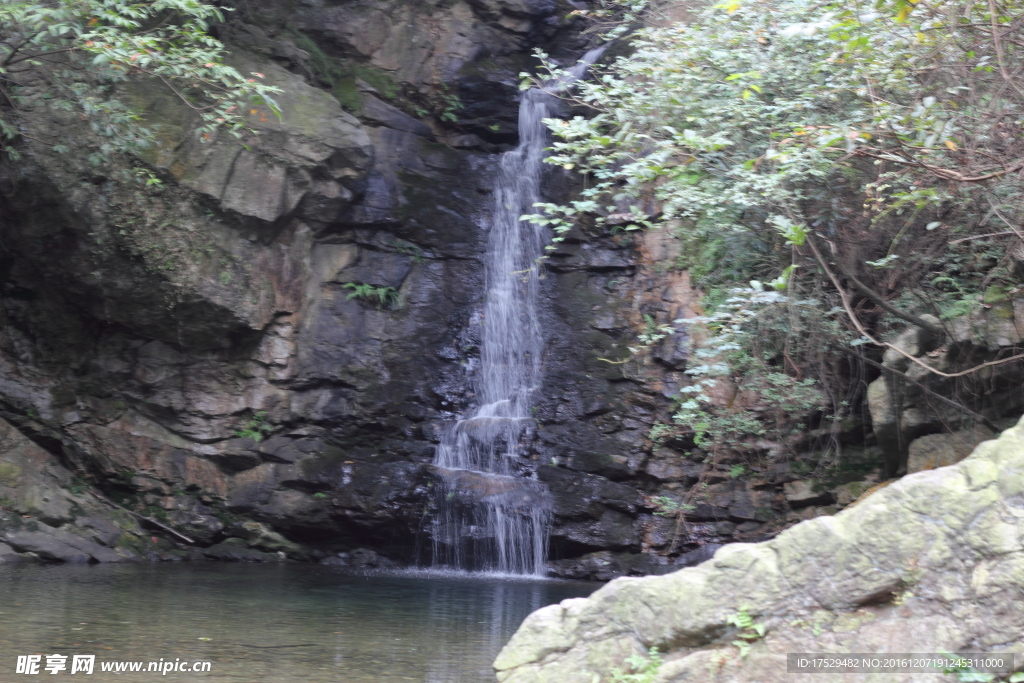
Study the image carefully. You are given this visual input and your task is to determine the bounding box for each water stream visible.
[0,563,595,682]
[430,48,608,576]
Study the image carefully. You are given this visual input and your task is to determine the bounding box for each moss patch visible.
[0,461,23,486]
[288,30,399,112]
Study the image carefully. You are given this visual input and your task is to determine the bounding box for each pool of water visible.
[0,563,597,682]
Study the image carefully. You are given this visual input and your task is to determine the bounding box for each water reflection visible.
[0,563,595,682]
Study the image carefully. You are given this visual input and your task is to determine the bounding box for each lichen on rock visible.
[495,417,1024,682]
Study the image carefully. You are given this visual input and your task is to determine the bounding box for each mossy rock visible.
[0,461,23,487]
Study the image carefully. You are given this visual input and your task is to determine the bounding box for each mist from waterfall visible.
[430,47,608,576]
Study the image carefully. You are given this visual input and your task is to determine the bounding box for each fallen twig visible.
[92,493,194,545]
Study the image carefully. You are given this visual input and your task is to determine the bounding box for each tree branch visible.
[817,239,944,336]
[93,493,195,544]
[808,236,1024,379]
[832,343,1000,433]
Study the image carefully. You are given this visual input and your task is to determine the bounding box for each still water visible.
[0,563,596,682]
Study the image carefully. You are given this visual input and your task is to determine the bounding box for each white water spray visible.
[430,47,608,576]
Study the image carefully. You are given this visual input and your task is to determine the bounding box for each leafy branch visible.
[0,0,282,160]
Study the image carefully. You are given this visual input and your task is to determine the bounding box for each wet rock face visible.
[0,0,733,571]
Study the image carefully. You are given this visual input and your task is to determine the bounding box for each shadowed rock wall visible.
[0,0,696,565]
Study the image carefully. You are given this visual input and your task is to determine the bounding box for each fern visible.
[609,647,662,683]
[235,411,274,443]
[726,607,767,657]
[342,282,401,310]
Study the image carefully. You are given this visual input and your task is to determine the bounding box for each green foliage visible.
[531,0,1024,247]
[342,282,401,310]
[312,492,327,500]
[726,606,767,657]
[608,647,662,683]
[391,238,424,263]
[672,285,825,453]
[527,0,1024,464]
[235,411,273,443]
[649,495,695,517]
[0,0,282,159]
[438,85,462,123]
[638,314,672,347]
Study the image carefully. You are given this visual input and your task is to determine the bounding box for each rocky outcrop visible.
[494,416,1024,682]
[0,0,670,566]
[0,417,143,563]
[867,303,1024,476]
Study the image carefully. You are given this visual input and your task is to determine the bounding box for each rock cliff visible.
[2,0,1019,575]
[0,0,700,566]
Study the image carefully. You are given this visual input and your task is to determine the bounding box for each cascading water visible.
[429,46,608,576]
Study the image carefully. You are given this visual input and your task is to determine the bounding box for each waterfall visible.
[429,47,608,576]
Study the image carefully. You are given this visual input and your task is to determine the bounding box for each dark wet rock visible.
[208,442,264,473]
[0,541,32,563]
[202,538,282,562]
[361,95,435,138]
[163,497,226,544]
[321,547,396,568]
[548,550,676,581]
[643,454,704,483]
[537,466,643,517]
[551,510,641,554]
[675,542,722,567]
[75,516,123,548]
[3,522,133,563]
[0,0,866,577]
[565,451,634,481]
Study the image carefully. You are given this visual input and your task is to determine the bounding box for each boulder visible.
[75,516,123,548]
[0,541,31,563]
[202,538,281,562]
[229,521,305,557]
[321,547,395,568]
[867,307,1024,476]
[3,529,91,563]
[906,426,993,473]
[3,522,132,563]
[782,479,833,508]
[548,550,675,582]
[494,416,1024,683]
